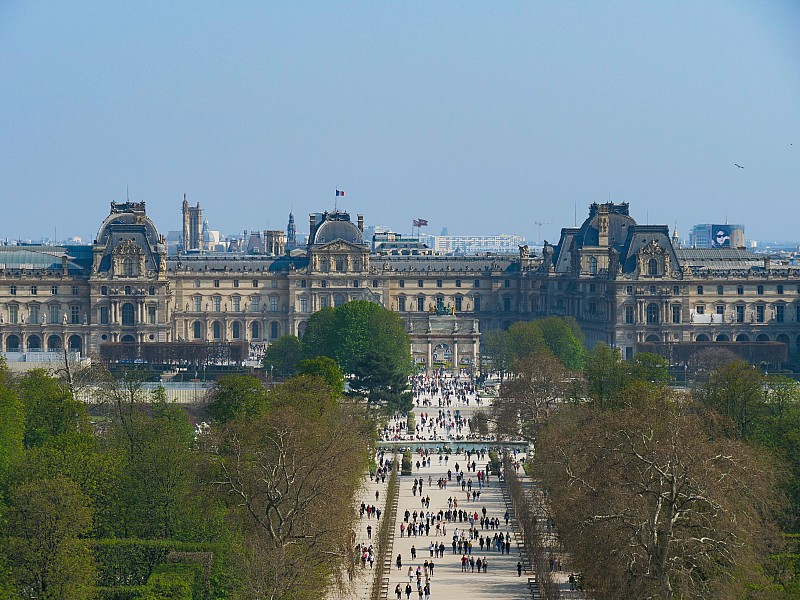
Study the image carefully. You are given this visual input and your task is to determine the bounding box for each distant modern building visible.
[419,234,527,255]
[689,223,745,249]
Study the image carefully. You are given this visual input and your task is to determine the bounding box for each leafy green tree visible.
[696,360,766,440]
[298,356,345,397]
[300,307,336,361]
[504,321,549,365]
[482,329,512,379]
[585,342,627,410]
[15,368,89,448]
[262,335,303,378]
[207,374,267,423]
[626,352,670,386]
[537,316,587,370]
[0,362,24,486]
[3,476,98,599]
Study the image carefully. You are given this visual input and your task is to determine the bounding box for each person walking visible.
[396,554,402,569]
[517,561,522,577]
[405,582,412,599]
[395,583,402,599]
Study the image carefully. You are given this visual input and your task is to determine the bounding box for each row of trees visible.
[492,323,800,598]
[263,300,413,412]
[0,357,369,599]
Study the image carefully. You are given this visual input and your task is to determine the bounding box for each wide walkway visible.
[383,377,532,600]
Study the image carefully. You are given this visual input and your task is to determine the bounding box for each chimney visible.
[309,214,316,240]
[357,214,364,232]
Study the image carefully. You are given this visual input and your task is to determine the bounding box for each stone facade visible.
[1,201,799,370]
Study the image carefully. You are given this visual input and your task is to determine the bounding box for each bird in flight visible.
[734,163,744,169]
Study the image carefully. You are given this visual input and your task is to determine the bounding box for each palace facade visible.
[1,200,798,371]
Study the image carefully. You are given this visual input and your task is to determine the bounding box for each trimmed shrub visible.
[401,450,413,475]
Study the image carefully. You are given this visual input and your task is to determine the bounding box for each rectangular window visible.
[271,280,278,288]
[716,305,724,315]
[148,305,156,324]
[503,297,511,311]
[673,286,680,295]
[474,280,481,288]
[70,305,80,324]
[625,305,635,324]
[320,296,329,309]
[417,297,425,312]
[778,285,784,295]
[373,279,378,288]
[29,305,39,324]
[72,285,79,295]
[672,304,681,324]
[737,285,744,295]
[31,285,37,295]
[194,280,201,288]
[399,280,405,288]
[301,280,307,288]
[436,279,442,288]
[233,279,239,288]
[51,285,58,295]
[455,279,461,288]
[10,285,16,295]
[717,285,724,295]
[213,297,221,311]
[757,285,764,295]
[100,306,109,325]
[736,305,744,323]
[455,296,462,312]
[756,305,765,322]
[776,304,785,323]
[588,301,596,314]
[49,305,59,324]
[300,296,308,312]
[504,280,510,288]
[194,296,202,312]
[232,297,240,311]
[252,297,260,312]
[696,305,705,315]
[253,279,259,287]
[697,285,704,295]
[627,286,633,295]
[214,280,220,288]
[398,297,406,312]
[270,297,278,312]
[474,296,481,312]
[418,279,424,288]
[589,283,596,293]
[9,305,18,324]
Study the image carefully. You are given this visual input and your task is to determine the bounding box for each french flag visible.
[336,189,345,197]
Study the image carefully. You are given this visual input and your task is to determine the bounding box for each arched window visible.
[334,293,346,307]
[646,303,659,324]
[68,335,82,352]
[123,257,134,276]
[336,257,345,272]
[27,335,41,351]
[193,321,202,339]
[251,321,260,339]
[647,258,658,276]
[232,321,241,339]
[212,321,222,340]
[6,335,20,351]
[121,303,135,326]
[589,256,598,275]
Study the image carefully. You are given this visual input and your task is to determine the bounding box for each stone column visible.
[452,339,459,370]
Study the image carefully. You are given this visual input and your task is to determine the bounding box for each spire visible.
[672,223,680,248]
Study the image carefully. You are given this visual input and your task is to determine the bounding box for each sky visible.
[1,1,799,245]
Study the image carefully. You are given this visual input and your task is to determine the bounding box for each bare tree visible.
[535,397,781,599]
[205,402,368,600]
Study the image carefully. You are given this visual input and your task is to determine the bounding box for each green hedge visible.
[144,564,201,600]
[97,586,149,600]
[401,450,413,475]
[488,450,501,476]
[91,539,215,587]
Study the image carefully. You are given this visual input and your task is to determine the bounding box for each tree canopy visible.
[261,335,302,378]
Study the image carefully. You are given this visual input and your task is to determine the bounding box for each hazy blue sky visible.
[2,1,799,244]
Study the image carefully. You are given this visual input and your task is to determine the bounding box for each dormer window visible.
[647,258,658,276]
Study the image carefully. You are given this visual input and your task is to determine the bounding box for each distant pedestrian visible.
[517,561,522,577]
[395,583,402,599]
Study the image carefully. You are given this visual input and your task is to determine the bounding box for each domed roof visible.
[311,211,364,245]
[96,201,160,246]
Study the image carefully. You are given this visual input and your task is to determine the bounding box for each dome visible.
[311,212,364,245]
